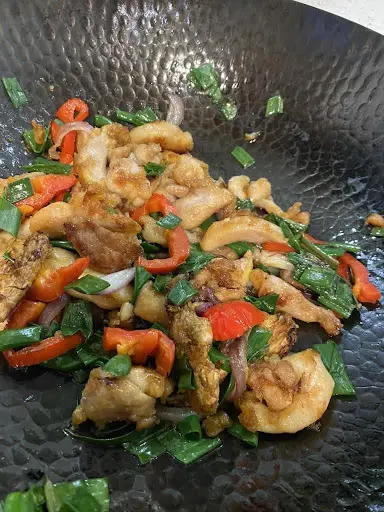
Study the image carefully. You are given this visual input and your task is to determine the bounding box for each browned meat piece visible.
[365,212,384,227]
[261,313,297,357]
[0,233,51,328]
[202,411,233,437]
[72,366,173,430]
[168,303,220,415]
[129,121,193,153]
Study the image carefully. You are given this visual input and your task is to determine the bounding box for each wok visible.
[0,0,383,510]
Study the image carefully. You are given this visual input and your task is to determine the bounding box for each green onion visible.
[64,424,137,446]
[105,206,119,215]
[175,357,196,391]
[40,320,60,340]
[299,266,336,293]
[167,279,198,306]
[151,322,169,334]
[149,212,161,220]
[372,227,384,237]
[245,293,279,314]
[326,241,361,253]
[246,326,271,361]
[313,340,355,396]
[44,478,110,512]
[144,162,167,177]
[2,77,27,108]
[317,293,355,319]
[235,198,253,210]
[179,244,215,274]
[116,106,158,126]
[2,251,14,263]
[132,266,153,303]
[209,345,231,373]
[231,146,255,168]
[61,301,93,340]
[206,84,222,104]
[265,95,284,117]
[6,178,33,203]
[0,326,42,351]
[140,239,162,255]
[0,197,21,236]
[94,114,113,127]
[76,332,111,367]
[220,99,237,121]
[266,213,307,236]
[257,263,270,273]
[177,415,202,440]
[63,191,71,203]
[316,245,346,257]
[227,241,255,256]
[124,437,167,464]
[65,274,110,294]
[219,373,235,405]
[41,350,84,373]
[300,235,339,270]
[156,213,182,229]
[153,274,172,294]
[228,420,259,446]
[104,354,132,377]
[20,157,71,175]
[51,240,76,251]
[157,428,222,465]
[187,64,220,91]
[200,215,216,231]
[23,126,50,154]
[2,485,45,511]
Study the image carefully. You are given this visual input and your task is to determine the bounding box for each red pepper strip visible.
[50,120,60,144]
[337,261,350,281]
[304,233,326,245]
[3,332,84,368]
[29,257,90,303]
[338,253,381,304]
[131,192,177,223]
[262,242,295,253]
[55,98,89,164]
[7,300,46,329]
[203,301,267,342]
[103,327,175,376]
[16,175,77,213]
[59,132,77,164]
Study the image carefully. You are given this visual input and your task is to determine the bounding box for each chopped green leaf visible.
[187,63,220,91]
[20,157,71,175]
[51,240,76,251]
[0,197,22,236]
[63,191,71,203]
[65,274,110,294]
[149,212,161,220]
[313,340,355,396]
[219,372,235,405]
[265,95,284,117]
[228,420,259,446]
[175,356,196,391]
[44,478,110,512]
[151,322,169,334]
[116,106,158,126]
[23,126,50,154]
[2,485,45,512]
[167,279,198,306]
[326,241,361,253]
[235,197,254,210]
[94,114,113,127]
[227,241,255,256]
[245,294,279,314]
[140,238,162,255]
[40,320,60,341]
[2,251,14,263]
[0,326,42,351]
[177,415,202,441]
[153,274,172,294]
[124,437,167,464]
[231,146,255,168]
[220,99,237,121]
[2,77,27,108]
[301,235,339,270]
[179,244,215,274]
[132,266,153,303]
[200,215,216,231]
[61,301,93,340]
[266,213,307,236]
[156,213,182,229]
[104,354,132,377]
[206,84,222,104]
[40,350,84,373]
[316,245,346,257]
[246,326,271,361]
[158,428,222,465]
[209,345,231,373]
[76,331,111,367]
[372,227,384,237]
[144,162,167,177]
[6,177,33,203]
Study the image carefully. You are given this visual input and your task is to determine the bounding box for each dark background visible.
[0,0,383,510]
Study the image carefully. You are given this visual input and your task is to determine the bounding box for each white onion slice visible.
[166,94,184,126]
[48,121,93,160]
[97,268,136,295]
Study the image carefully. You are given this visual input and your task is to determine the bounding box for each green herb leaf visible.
[6,178,33,203]
[0,196,22,236]
[65,274,110,294]
[44,478,110,512]
[175,356,196,391]
[20,157,72,175]
[151,322,169,334]
[209,345,231,373]
[266,213,307,236]
[227,241,255,256]
[313,340,356,396]
[51,240,76,251]
[300,235,339,269]
[156,213,182,229]
[326,241,361,253]
[265,95,284,117]
[179,244,215,274]
[231,146,255,168]
[2,77,27,108]
[219,372,235,405]
[220,99,237,121]
[235,197,254,210]
[140,239,162,255]
[2,251,14,263]
[124,437,167,464]
[104,354,132,377]
[228,420,259,446]
[177,415,202,441]
[61,301,93,340]
[40,320,60,341]
[94,114,113,127]
[0,326,42,351]
[116,106,158,126]
[41,349,84,373]
[2,485,45,512]
[245,294,279,314]
[144,162,167,177]
[167,279,198,306]
[246,326,271,361]
[76,331,111,367]
[149,211,161,220]
[187,64,220,91]
[200,215,216,231]
[316,245,346,257]
[153,274,172,294]
[206,84,222,104]
[132,266,153,303]
[23,126,50,155]
[372,227,384,237]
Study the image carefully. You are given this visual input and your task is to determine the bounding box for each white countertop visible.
[294,0,384,36]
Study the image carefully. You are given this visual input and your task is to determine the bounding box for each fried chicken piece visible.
[0,233,51,328]
[72,366,173,430]
[29,202,73,239]
[365,213,384,227]
[193,251,253,302]
[171,154,213,189]
[261,313,297,357]
[250,269,342,336]
[168,302,220,414]
[129,121,193,153]
[134,282,169,327]
[202,411,233,437]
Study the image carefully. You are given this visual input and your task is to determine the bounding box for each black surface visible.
[0,0,383,510]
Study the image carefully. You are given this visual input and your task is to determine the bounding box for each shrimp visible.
[236,349,334,434]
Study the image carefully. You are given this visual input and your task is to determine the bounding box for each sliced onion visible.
[156,405,197,423]
[37,294,70,328]
[166,94,184,126]
[97,268,136,295]
[48,121,93,160]
[221,334,248,401]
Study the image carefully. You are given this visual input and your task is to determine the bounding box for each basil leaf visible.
[153,274,172,294]
[20,157,71,175]
[144,162,167,177]
[227,241,255,256]
[65,275,110,294]
[179,244,215,274]
[132,266,153,303]
[156,213,182,229]
[61,301,93,340]
[167,279,198,306]
[209,344,231,373]
[0,326,42,351]
[313,340,356,396]
[200,215,216,231]
[219,372,235,405]
[228,420,258,446]
[2,77,27,108]
[245,294,279,314]
[246,326,271,361]
[0,197,22,236]
[104,354,132,377]
[116,106,158,126]
[235,198,253,210]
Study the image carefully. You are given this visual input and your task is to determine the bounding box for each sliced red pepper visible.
[131,193,177,222]
[16,175,76,213]
[7,300,46,329]
[262,242,295,253]
[303,233,326,245]
[29,257,90,303]
[4,332,84,368]
[337,261,350,281]
[103,327,175,376]
[50,120,60,144]
[54,98,89,164]
[203,300,267,341]
[338,253,381,304]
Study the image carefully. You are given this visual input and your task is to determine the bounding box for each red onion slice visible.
[166,94,184,126]
[97,268,136,295]
[48,121,93,160]
[221,334,248,401]
[37,294,70,328]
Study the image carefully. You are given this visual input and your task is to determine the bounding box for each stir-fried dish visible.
[0,90,381,465]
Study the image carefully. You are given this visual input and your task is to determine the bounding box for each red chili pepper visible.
[338,253,381,304]
[54,98,89,164]
[29,257,90,303]
[303,233,326,245]
[203,301,267,341]
[7,300,46,329]
[4,332,84,368]
[337,261,350,281]
[262,242,295,253]
[103,327,175,376]
[16,175,76,213]
[132,193,190,274]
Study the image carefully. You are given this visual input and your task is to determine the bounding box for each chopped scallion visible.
[144,162,167,177]
[153,274,172,294]
[0,326,42,351]
[0,197,22,237]
[132,266,153,303]
[156,213,182,229]
[2,251,14,263]
[187,64,220,91]
[65,274,110,294]
[220,99,237,121]
[231,146,255,168]
[51,240,76,251]
[235,198,254,210]
[116,106,158,126]
[177,415,202,441]
[227,241,255,256]
[200,215,216,231]
[265,95,284,117]
[167,279,198,306]
[20,157,71,175]
[6,178,33,203]
[23,126,49,154]
[158,428,222,465]
[228,420,259,446]
[94,114,113,127]
[2,77,27,108]
[372,227,384,237]
[245,294,279,314]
